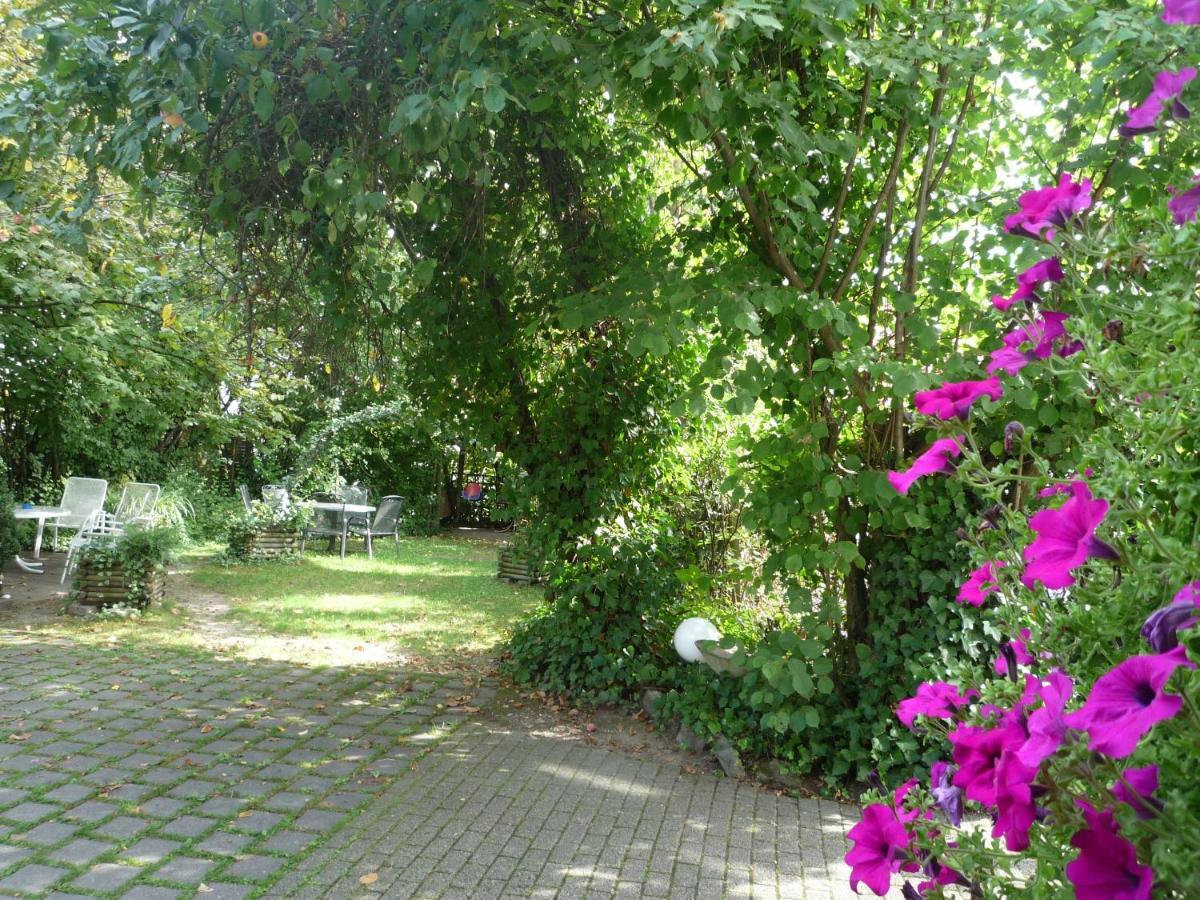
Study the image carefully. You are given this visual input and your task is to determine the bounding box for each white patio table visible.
[12,505,69,559]
[302,501,376,558]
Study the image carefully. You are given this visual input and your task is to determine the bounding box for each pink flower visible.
[993,629,1035,677]
[1004,173,1093,241]
[1066,801,1154,899]
[1120,68,1196,135]
[949,721,1026,806]
[957,561,1005,607]
[987,312,1080,376]
[845,803,912,896]
[1017,669,1074,767]
[1162,0,1200,25]
[1168,175,1200,225]
[1065,645,1195,757]
[993,750,1039,851]
[1113,765,1162,819]
[1021,481,1117,589]
[897,681,976,729]
[1141,580,1200,652]
[888,436,965,495]
[914,377,1003,420]
[991,257,1064,311]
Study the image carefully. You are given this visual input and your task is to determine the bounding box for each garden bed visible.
[497,546,544,585]
[232,528,301,560]
[75,559,165,609]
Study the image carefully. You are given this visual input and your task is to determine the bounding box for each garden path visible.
[0,561,861,899]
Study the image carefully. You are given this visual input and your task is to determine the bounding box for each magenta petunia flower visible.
[1120,68,1196,135]
[914,376,1003,420]
[993,629,1035,677]
[957,561,1005,607]
[1065,645,1196,757]
[993,750,1039,851]
[1066,801,1154,899]
[1163,0,1200,24]
[1141,580,1200,652]
[1004,173,1093,241]
[897,681,976,729]
[1021,480,1117,589]
[888,436,965,494]
[991,257,1065,311]
[1168,175,1200,225]
[1017,668,1074,768]
[1113,765,1162,820]
[846,803,912,896]
[949,721,1026,807]
[929,761,963,826]
[988,312,1078,376]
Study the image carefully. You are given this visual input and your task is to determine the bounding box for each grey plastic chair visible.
[114,482,160,524]
[50,477,109,550]
[301,501,347,558]
[349,496,404,558]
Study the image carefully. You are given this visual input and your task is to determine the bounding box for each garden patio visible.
[0,549,859,899]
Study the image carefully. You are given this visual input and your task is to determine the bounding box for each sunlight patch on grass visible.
[188,536,540,661]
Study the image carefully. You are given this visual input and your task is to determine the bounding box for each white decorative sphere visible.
[674,617,722,663]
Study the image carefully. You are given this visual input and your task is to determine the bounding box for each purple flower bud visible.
[1102,319,1125,342]
[955,527,971,543]
[1004,421,1025,455]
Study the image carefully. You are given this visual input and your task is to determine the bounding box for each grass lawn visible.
[187,535,540,664]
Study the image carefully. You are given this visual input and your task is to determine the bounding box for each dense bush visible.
[844,3,1200,895]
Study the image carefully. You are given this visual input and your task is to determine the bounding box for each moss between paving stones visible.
[0,634,479,898]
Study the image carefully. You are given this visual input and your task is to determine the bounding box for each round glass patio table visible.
[12,505,69,559]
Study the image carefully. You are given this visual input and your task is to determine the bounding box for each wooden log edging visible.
[497,546,545,585]
[233,528,301,559]
[75,561,165,609]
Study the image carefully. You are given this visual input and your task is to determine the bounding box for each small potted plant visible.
[226,501,309,560]
[73,524,181,610]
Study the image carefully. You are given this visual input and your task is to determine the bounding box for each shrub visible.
[74,523,182,608]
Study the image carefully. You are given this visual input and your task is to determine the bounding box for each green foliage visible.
[0,460,21,565]
[504,513,692,701]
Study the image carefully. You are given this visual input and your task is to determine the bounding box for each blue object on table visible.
[20,502,33,509]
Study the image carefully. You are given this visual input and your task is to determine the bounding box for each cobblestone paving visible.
[0,634,858,899]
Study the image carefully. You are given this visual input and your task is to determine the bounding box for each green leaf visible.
[306,75,332,103]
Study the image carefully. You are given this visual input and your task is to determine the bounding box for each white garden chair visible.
[49,477,108,550]
[114,482,160,524]
[61,510,125,584]
[261,484,291,511]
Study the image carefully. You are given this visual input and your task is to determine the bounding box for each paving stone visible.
[93,816,152,840]
[69,862,141,892]
[120,887,181,900]
[138,797,188,819]
[150,855,217,885]
[223,854,285,881]
[62,800,118,823]
[260,829,317,854]
[157,814,217,839]
[0,863,68,894]
[0,844,33,868]
[261,791,309,812]
[48,838,115,867]
[293,809,344,833]
[1,802,60,824]
[193,885,253,900]
[118,837,181,865]
[43,784,94,805]
[15,821,78,847]
[228,810,283,834]
[195,831,254,856]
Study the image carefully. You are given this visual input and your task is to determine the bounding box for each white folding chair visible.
[114,482,161,524]
[50,477,108,550]
[61,510,125,584]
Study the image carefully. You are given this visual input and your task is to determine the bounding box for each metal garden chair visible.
[261,484,291,511]
[61,509,125,584]
[348,495,405,558]
[238,484,254,513]
[300,501,348,558]
[113,482,161,524]
[49,477,108,550]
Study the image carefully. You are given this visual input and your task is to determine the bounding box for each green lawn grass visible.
[188,536,540,662]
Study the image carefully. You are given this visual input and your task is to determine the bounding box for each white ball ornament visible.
[674,617,722,663]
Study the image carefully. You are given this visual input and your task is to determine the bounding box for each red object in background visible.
[461,482,483,501]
